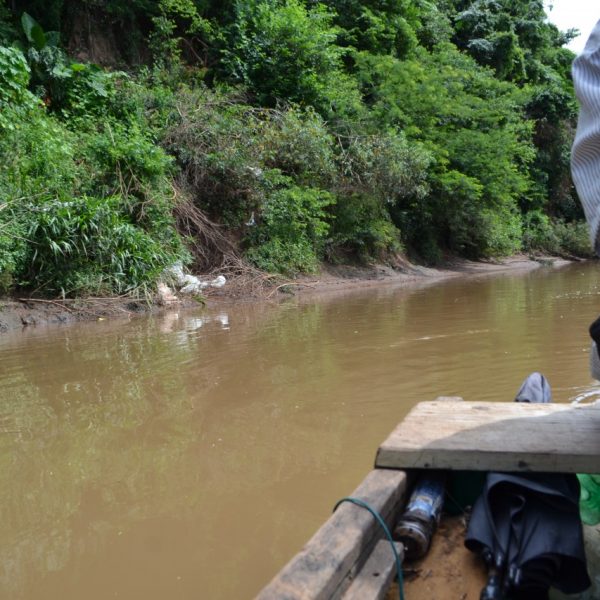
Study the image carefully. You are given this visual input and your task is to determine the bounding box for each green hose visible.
[333,496,405,600]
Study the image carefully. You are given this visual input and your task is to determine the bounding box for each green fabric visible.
[578,473,600,525]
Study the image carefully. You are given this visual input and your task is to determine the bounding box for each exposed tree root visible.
[172,186,288,298]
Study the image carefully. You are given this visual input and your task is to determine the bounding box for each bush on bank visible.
[0,43,183,295]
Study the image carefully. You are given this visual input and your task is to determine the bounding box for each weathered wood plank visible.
[341,540,403,600]
[256,469,408,600]
[376,400,600,473]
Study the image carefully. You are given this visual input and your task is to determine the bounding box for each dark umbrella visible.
[464,373,591,599]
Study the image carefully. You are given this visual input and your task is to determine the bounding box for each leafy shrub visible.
[522,210,560,253]
[163,85,436,265]
[339,132,431,204]
[163,87,336,226]
[478,207,523,257]
[245,184,334,274]
[0,106,78,198]
[83,122,173,194]
[324,130,430,260]
[357,45,534,259]
[61,64,126,120]
[329,193,402,261]
[0,86,183,295]
[552,220,594,257]
[162,86,264,225]
[22,196,176,295]
[259,106,337,186]
[222,0,362,118]
[521,212,592,257]
[149,0,214,68]
[0,206,27,293]
[0,46,38,128]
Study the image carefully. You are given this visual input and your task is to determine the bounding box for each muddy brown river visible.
[1,262,600,599]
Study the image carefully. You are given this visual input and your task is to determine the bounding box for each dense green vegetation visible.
[0,0,590,295]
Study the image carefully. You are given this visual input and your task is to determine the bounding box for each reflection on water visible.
[1,262,600,599]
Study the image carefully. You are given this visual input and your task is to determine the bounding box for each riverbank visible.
[0,255,576,333]
[270,254,574,299]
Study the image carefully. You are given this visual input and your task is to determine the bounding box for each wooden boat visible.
[257,398,600,599]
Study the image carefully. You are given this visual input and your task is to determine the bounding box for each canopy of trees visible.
[0,0,589,295]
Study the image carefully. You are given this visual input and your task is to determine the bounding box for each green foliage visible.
[447,0,580,236]
[162,86,268,226]
[222,0,362,117]
[522,210,560,252]
[329,130,430,259]
[322,0,451,55]
[60,64,125,120]
[0,207,27,293]
[451,0,548,80]
[259,106,337,186]
[0,77,183,296]
[24,196,175,295]
[0,0,591,297]
[163,86,431,268]
[357,44,534,258]
[17,11,71,104]
[551,220,593,258]
[340,132,431,204]
[0,45,38,127]
[21,11,59,51]
[14,12,129,121]
[329,193,403,260]
[162,85,338,273]
[246,184,334,274]
[149,0,214,68]
[0,106,78,197]
[522,211,592,257]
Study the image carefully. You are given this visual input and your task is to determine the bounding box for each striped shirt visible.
[572,22,600,380]
[572,19,600,255]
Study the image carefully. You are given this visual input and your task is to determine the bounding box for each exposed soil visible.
[294,255,572,297]
[0,255,576,334]
[208,254,574,304]
[0,296,199,334]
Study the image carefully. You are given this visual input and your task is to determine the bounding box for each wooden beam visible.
[376,400,600,473]
[256,469,408,600]
[341,540,403,600]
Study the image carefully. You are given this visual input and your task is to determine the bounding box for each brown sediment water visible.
[0,261,599,599]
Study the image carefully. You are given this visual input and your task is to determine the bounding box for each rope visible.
[333,496,405,600]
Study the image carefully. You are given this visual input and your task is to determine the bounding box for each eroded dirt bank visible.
[0,255,575,333]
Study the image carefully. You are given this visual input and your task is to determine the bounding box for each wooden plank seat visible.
[376,400,600,474]
[257,469,408,600]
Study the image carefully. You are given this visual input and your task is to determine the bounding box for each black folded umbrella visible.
[464,373,591,599]
[465,472,590,598]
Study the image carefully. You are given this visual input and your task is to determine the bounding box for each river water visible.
[1,262,600,599]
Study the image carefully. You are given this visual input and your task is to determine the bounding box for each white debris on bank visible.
[157,282,179,306]
[158,263,227,304]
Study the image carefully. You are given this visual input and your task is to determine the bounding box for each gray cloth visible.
[514,371,552,403]
[572,22,600,380]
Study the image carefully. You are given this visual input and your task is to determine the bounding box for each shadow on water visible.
[0,261,599,598]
